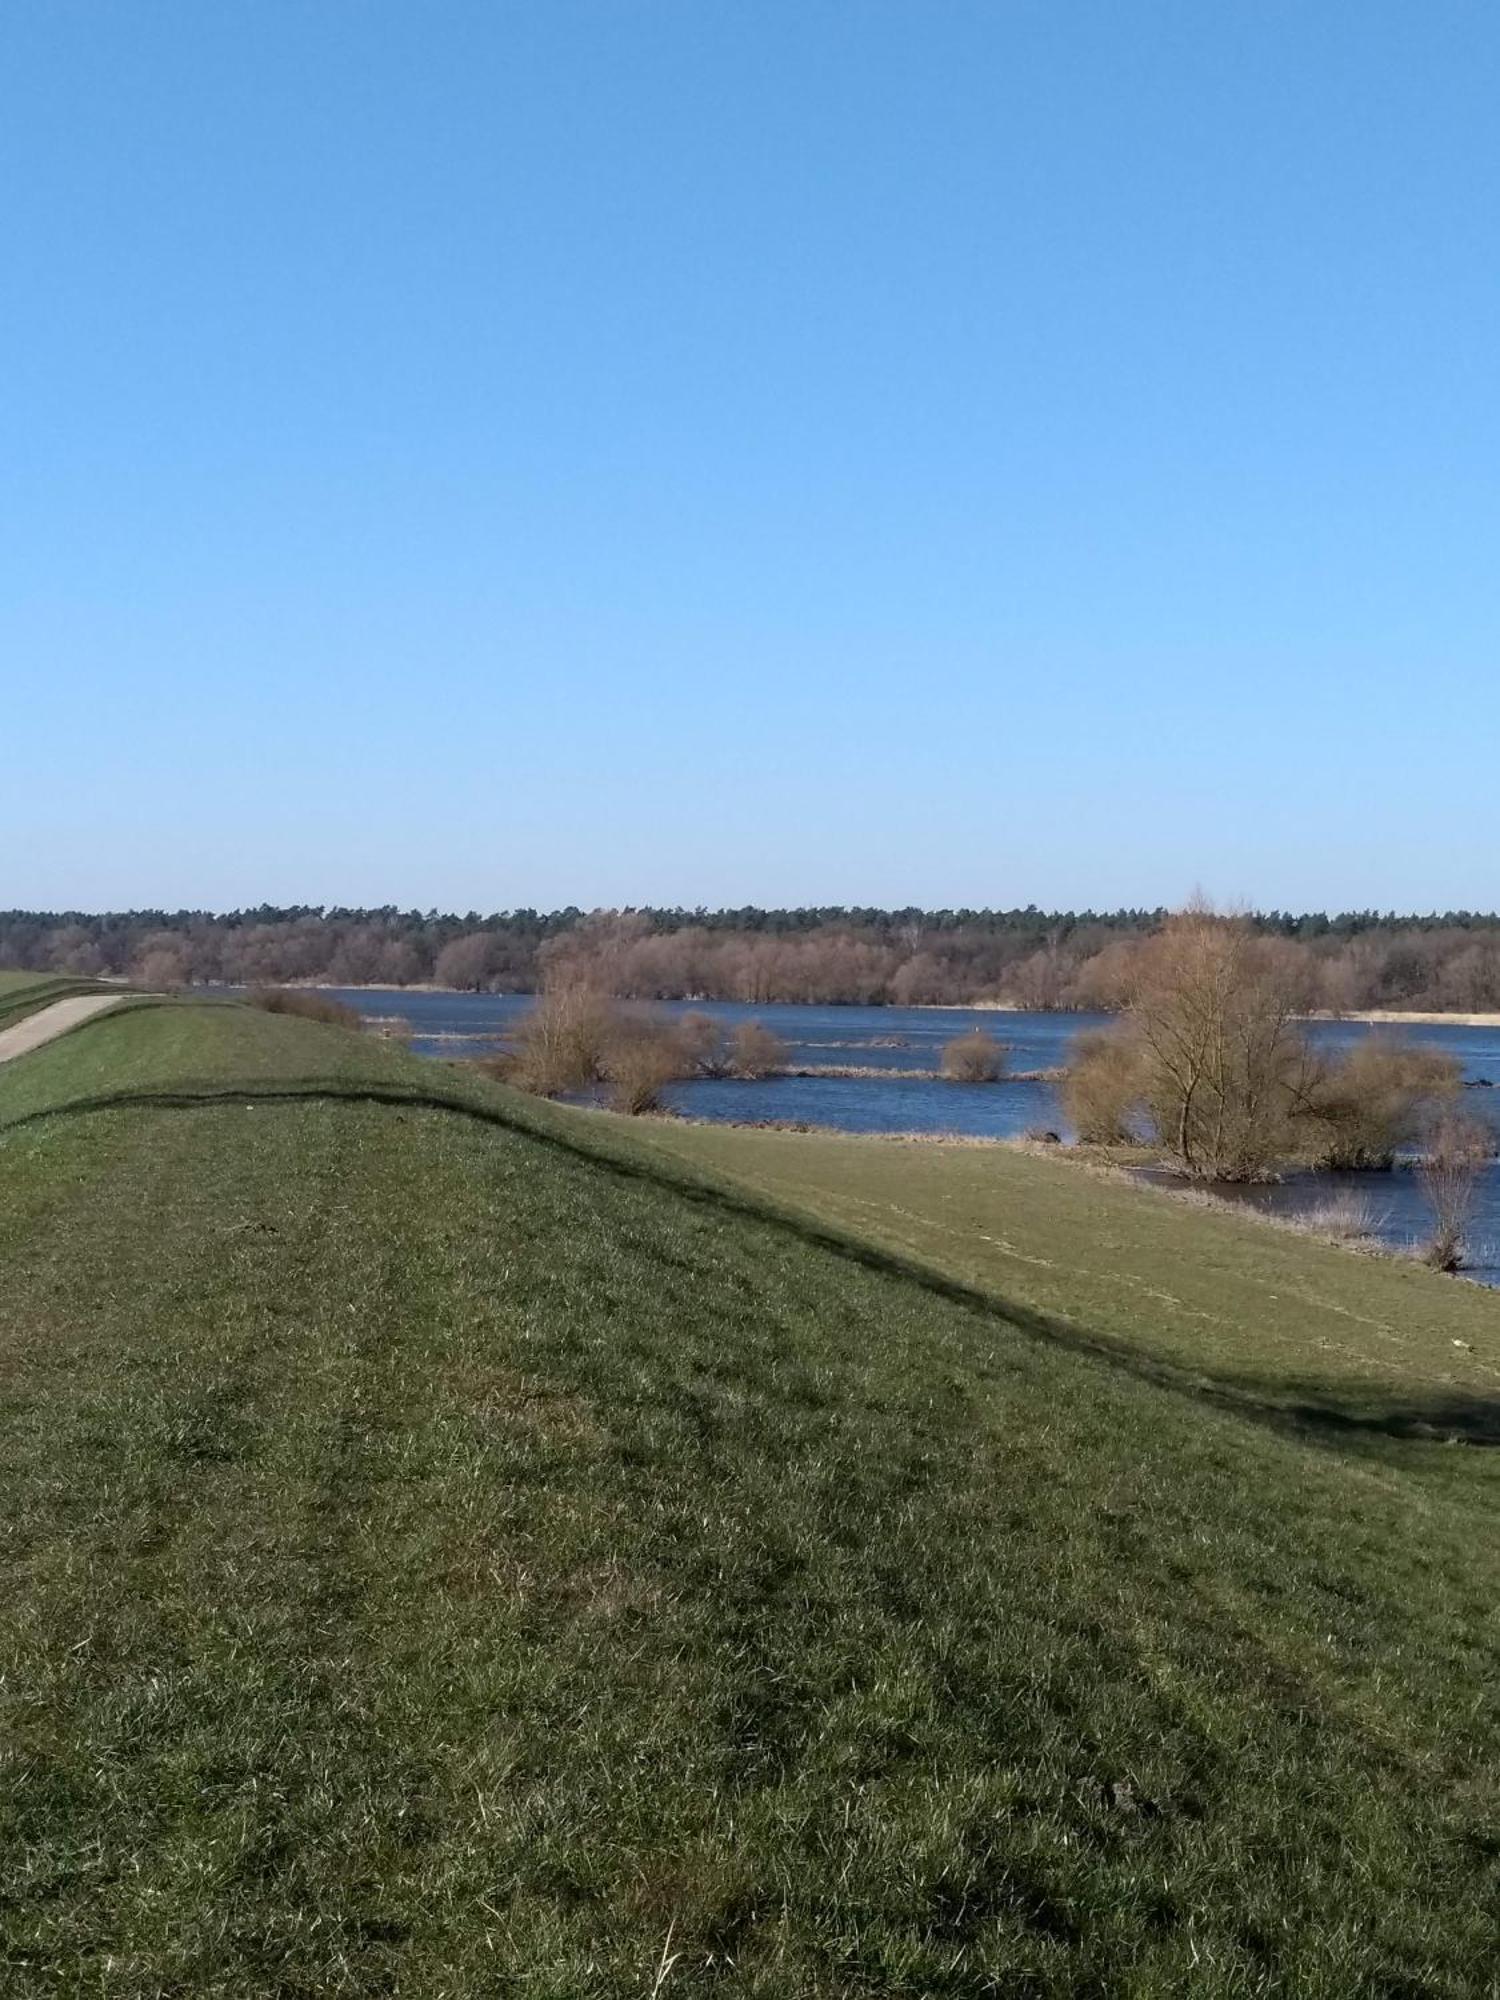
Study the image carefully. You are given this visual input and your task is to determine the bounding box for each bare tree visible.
[131,944,190,991]
[536,912,654,996]
[1066,939,1139,1012]
[46,924,106,976]
[1003,947,1069,1011]
[1418,1112,1494,1271]
[434,933,496,991]
[889,952,949,1006]
[1124,907,1315,1180]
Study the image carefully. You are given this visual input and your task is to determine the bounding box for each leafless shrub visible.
[940,1030,1008,1082]
[512,989,691,1111]
[248,987,363,1031]
[600,1018,685,1115]
[728,1021,788,1078]
[675,1010,727,1076]
[1308,1035,1461,1170]
[513,984,616,1096]
[1061,1025,1142,1145]
[1418,1112,1494,1271]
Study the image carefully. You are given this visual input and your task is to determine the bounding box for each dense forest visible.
[5,905,1500,1012]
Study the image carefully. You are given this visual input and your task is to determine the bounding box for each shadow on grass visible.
[5,1070,1500,1455]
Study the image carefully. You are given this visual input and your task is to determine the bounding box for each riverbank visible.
[702,1120,1422,1261]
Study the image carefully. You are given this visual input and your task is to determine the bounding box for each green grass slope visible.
[1,1004,1498,1996]
[622,1116,1500,1440]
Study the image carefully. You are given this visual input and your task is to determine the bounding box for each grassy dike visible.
[0,971,111,1035]
[0,999,1497,1995]
[619,1116,1500,1439]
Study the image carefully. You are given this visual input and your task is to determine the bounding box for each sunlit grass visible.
[623,1113,1500,1435]
[0,1003,1497,1994]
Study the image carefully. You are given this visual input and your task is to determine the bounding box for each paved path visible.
[0,994,122,1066]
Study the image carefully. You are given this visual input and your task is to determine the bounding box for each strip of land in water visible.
[1301,1008,1500,1027]
[209,983,1500,1028]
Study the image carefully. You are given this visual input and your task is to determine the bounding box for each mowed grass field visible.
[1,1001,1498,1996]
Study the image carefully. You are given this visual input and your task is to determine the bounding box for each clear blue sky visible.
[4,2,1496,914]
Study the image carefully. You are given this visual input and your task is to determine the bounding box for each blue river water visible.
[324,989,1500,1284]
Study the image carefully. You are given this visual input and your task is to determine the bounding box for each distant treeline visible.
[6,904,1500,1012]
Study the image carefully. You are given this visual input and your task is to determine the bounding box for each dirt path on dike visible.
[0,994,122,1066]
